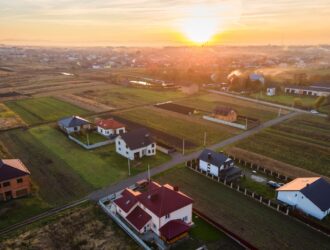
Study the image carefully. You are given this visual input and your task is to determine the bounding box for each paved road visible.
[208,89,328,118]
[88,111,299,201]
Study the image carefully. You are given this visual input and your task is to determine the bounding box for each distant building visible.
[0,159,31,201]
[277,177,330,220]
[213,106,237,122]
[198,149,241,181]
[96,118,125,138]
[115,128,156,160]
[113,181,193,243]
[284,83,330,97]
[58,116,91,134]
[266,87,276,96]
[249,73,265,84]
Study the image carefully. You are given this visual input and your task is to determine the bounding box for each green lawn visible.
[234,114,330,176]
[116,106,239,149]
[249,92,318,108]
[177,93,281,122]
[78,85,186,109]
[5,97,88,125]
[70,131,108,145]
[174,215,243,250]
[155,165,330,249]
[239,177,275,200]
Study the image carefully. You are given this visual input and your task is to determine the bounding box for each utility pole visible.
[128,158,131,176]
[278,108,282,117]
[182,139,185,155]
[148,164,150,182]
[203,132,207,147]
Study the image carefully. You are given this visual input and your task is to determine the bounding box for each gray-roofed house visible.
[198,149,241,181]
[284,84,330,97]
[58,116,91,134]
[115,128,156,160]
[276,177,330,220]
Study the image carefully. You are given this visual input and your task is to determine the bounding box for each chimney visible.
[174,186,179,192]
[208,152,212,160]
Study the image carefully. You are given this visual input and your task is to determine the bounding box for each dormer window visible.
[165,214,170,219]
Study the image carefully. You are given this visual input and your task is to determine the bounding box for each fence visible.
[68,135,113,149]
[186,162,330,237]
[203,115,247,130]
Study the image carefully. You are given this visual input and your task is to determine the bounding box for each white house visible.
[198,149,241,181]
[95,118,125,138]
[113,181,193,243]
[115,128,156,160]
[284,84,330,97]
[266,87,276,96]
[277,177,330,220]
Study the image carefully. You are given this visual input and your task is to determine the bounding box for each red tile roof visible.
[137,183,193,217]
[113,189,139,213]
[126,206,151,230]
[0,159,30,182]
[159,219,191,241]
[95,119,125,129]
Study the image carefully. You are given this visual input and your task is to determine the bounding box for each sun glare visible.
[182,18,218,44]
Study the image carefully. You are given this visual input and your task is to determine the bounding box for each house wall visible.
[199,160,220,177]
[284,88,330,97]
[214,111,237,122]
[277,191,328,220]
[97,127,126,137]
[0,175,31,201]
[115,137,156,160]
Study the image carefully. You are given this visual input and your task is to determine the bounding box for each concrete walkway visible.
[88,111,299,201]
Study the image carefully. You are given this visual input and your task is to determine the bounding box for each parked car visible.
[267,181,281,189]
[252,170,257,174]
[310,110,319,114]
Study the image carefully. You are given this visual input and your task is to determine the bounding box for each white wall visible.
[277,191,328,220]
[199,160,220,177]
[97,126,126,137]
[115,137,156,160]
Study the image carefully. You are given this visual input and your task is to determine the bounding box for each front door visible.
[5,191,12,201]
[134,152,140,160]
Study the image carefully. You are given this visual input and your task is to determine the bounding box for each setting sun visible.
[182,18,218,44]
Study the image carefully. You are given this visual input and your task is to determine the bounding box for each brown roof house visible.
[213,106,237,122]
[0,159,31,201]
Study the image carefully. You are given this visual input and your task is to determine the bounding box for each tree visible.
[314,96,326,109]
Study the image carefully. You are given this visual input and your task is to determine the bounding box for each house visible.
[58,116,91,134]
[115,128,156,160]
[0,159,31,201]
[95,118,125,138]
[276,177,330,220]
[198,149,241,181]
[213,106,237,122]
[113,181,193,243]
[266,87,276,96]
[284,83,330,97]
[249,73,265,84]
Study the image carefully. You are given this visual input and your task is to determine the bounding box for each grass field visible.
[155,165,330,249]
[249,92,318,108]
[0,103,25,129]
[77,85,186,109]
[0,203,139,249]
[234,115,330,176]
[116,106,239,149]
[5,97,89,125]
[70,131,108,145]
[177,93,282,122]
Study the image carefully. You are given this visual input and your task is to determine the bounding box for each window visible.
[117,141,121,145]
[126,151,129,155]
[165,214,170,219]
[17,178,23,184]
[118,147,121,151]
[183,216,188,221]
[152,144,155,148]
[153,223,156,229]
[3,182,10,187]
[148,150,151,154]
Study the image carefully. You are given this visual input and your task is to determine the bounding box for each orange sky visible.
[1,0,330,46]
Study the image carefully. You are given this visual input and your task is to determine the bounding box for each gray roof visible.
[120,128,155,150]
[300,178,330,212]
[58,116,90,128]
[199,149,230,167]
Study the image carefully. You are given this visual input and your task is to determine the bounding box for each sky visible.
[1,0,330,46]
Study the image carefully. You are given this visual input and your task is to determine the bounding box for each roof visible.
[159,219,191,241]
[95,119,125,129]
[276,177,320,191]
[199,149,231,167]
[113,189,139,213]
[214,106,235,116]
[0,159,30,182]
[137,183,193,217]
[277,177,330,212]
[249,73,265,83]
[285,85,330,93]
[126,206,152,230]
[119,128,154,150]
[58,116,90,128]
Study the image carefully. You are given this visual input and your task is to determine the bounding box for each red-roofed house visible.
[95,118,126,137]
[113,181,193,243]
[0,159,31,201]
